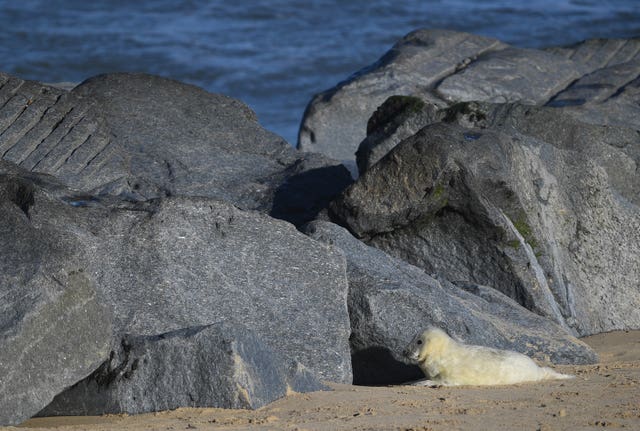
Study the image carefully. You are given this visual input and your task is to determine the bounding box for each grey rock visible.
[544,38,640,129]
[0,73,123,195]
[39,323,327,415]
[548,60,640,131]
[302,221,597,385]
[297,29,503,162]
[331,114,640,336]
[0,160,351,419]
[43,82,78,91]
[356,98,501,175]
[0,72,352,226]
[358,99,640,194]
[298,30,639,168]
[0,167,112,426]
[544,38,640,72]
[356,96,501,176]
[95,196,352,383]
[442,102,640,206]
[435,47,587,104]
[548,60,640,106]
[83,197,351,383]
[356,95,440,175]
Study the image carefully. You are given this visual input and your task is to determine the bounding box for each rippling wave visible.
[1,0,638,145]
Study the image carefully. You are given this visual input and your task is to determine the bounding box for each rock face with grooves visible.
[39,323,326,416]
[544,38,640,71]
[544,38,640,131]
[0,72,352,226]
[548,60,640,131]
[302,221,597,385]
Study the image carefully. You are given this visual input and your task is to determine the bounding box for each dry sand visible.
[8,330,640,431]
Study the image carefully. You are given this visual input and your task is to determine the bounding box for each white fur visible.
[403,327,573,386]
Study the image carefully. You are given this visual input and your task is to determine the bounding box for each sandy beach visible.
[8,330,639,431]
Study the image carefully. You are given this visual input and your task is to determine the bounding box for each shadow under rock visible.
[352,346,423,386]
[270,165,353,227]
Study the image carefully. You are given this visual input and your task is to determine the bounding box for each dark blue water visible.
[1,1,638,145]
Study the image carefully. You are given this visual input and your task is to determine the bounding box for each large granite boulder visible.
[331,108,640,337]
[298,29,640,168]
[0,72,352,226]
[0,160,351,421]
[39,323,326,416]
[0,166,112,426]
[89,195,352,384]
[357,98,640,184]
[302,221,597,385]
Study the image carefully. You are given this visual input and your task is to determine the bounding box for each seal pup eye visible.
[416,340,422,345]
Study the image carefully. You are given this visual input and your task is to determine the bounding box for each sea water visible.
[1,0,638,146]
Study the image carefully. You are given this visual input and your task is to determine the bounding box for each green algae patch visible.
[506,239,521,250]
[512,213,539,250]
[390,95,426,114]
[433,183,446,199]
[442,102,488,124]
[366,95,426,135]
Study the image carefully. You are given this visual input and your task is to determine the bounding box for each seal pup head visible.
[403,326,452,364]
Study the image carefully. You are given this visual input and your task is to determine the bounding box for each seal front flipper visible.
[407,378,442,387]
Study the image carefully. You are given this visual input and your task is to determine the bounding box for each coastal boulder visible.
[302,221,597,385]
[39,323,326,415]
[544,38,640,73]
[331,111,640,336]
[1,160,351,420]
[88,195,352,384]
[434,47,586,105]
[0,165,112,426]
[0,72,352,226]
[544,37,640,130]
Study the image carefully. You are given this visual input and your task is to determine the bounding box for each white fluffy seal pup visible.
[403,327,573,386]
